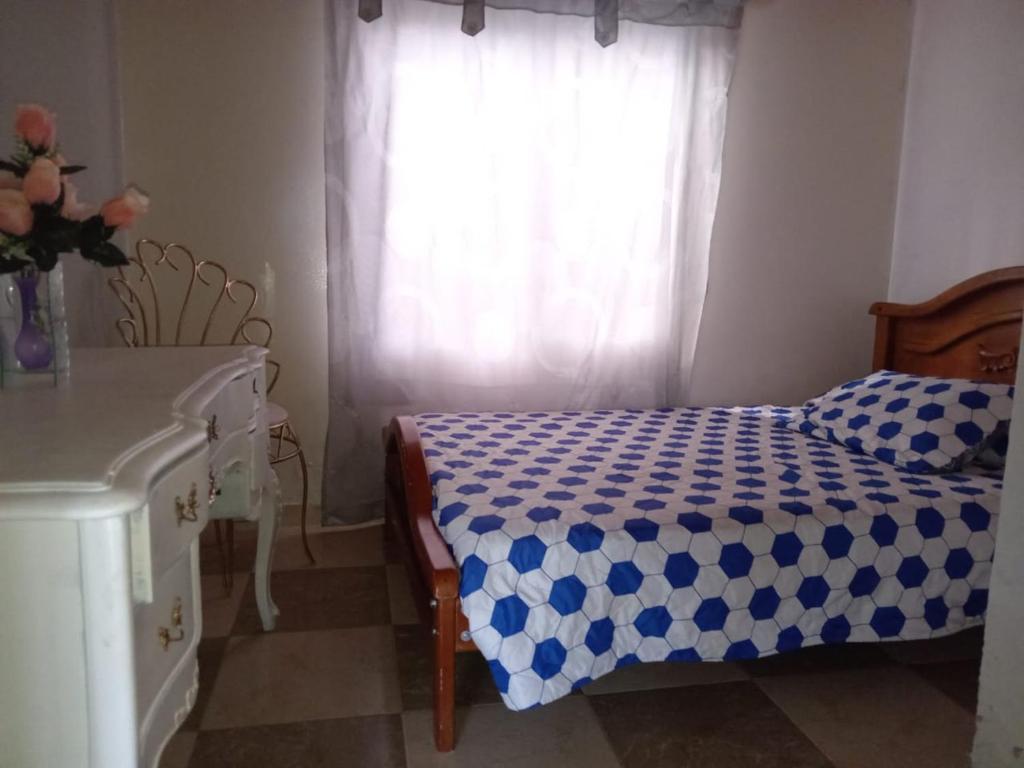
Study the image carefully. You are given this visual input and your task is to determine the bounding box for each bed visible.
[384,267,1024,751]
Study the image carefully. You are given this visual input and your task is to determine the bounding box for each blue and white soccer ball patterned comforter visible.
[416,407,1002,711]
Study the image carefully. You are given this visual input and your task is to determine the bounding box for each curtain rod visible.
[356,0,744,47]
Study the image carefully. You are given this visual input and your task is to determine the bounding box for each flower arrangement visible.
[0,104,148,275]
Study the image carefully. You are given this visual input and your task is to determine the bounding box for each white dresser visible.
[0,346,282,768]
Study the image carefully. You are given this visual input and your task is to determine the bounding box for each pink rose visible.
[0,171,19,190]
[100,185,150,229]
[61,180,95,221]
[22,157,62,205]
[0,189,33,236]
[14,104,57,151]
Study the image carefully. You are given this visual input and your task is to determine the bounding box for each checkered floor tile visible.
[162,513,981,768]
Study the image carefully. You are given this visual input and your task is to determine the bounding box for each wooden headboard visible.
[870,267,1024,384]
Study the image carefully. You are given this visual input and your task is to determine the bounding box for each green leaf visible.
[79,215,107,249]
[26,244,58,272]
[29,204,81,255]
[11,139,33,166]
[81,240,128,268]
[42,230,79,254]
[36,250,60,272]
[0,252,31,274]
[0,235,28,261]
[0,159,26,178]
[58,164,87,176]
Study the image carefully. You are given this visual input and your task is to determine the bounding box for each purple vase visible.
[13,272,54,371]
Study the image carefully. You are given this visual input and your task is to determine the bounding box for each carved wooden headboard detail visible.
[870,267,1024,385]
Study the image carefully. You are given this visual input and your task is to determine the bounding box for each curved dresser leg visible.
[254,472,282,631]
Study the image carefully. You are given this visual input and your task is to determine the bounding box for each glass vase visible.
[0,264,69,388]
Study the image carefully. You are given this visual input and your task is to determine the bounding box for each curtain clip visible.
[462,0,485,36]
[358,0,383,23]
[594,0,618,47]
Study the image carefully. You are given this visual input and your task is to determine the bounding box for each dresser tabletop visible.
[0,345,266,510]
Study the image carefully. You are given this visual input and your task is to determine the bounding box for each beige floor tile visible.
[157,730,196,768]
[183,638,230,730]
[911,659,981,714]
[403,698,621,768]
[230,566,390,635]
[280,504,320,528]
[590,681,831,768]
[199,523,254,575]
[201,573,250,638]
[188,715,406,768]
[201,626,401,730]
[757,665,975,768]
[274,524,387,571]
[211,522,387,573]
[582,660,748,696]
[393,626,501,710]
[387,563,421,625]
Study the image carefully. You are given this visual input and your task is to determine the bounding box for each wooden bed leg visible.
[433,596,457,752]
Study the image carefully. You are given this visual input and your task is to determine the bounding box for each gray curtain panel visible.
[357,0,744,45]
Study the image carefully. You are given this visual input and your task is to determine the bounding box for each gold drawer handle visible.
[157,596,185,651]
[174,483,199,527]
[208,468,222,505]
[207,414,219,443]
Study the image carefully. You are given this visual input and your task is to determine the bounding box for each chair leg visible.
[433,597,457,752]
[273,426,284,460]
[213,519,233,595]
[225,519,235,595]
[292,425,315,564]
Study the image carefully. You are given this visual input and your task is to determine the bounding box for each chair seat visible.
[266,400,289,430]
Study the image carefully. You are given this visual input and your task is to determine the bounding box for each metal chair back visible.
[108,239,279,391]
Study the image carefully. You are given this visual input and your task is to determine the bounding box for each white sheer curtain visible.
[323,0,737,524]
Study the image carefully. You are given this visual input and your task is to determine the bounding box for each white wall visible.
[116,0,329,505]
[112,0,915,504]
[973,335,1024,767]
[0,0,123,347]
[888,0,1024,303]
[689,0,913,407]
[885,2,1024,764]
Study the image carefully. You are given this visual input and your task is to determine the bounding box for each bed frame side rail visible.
[384,415,460,751]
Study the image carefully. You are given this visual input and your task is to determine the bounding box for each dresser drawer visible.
[204,370,260,446]
[134,545,200,732]
[146,450,209,580]
[211,426,255,478]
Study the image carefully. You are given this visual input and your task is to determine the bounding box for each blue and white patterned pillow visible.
[973,424,1009,470]
[795,370,1014,473]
